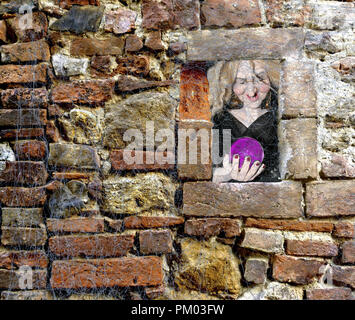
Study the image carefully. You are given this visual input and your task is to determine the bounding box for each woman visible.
[211,60,280,183]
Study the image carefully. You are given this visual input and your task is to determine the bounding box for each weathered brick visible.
[116,55,150,77]
[286,240,338,257]
[279,119,317,179]
[70,37,124,56]
[48,143,100,169]
[110,150,174,171]
[0,249,48,269]
[178,121,213,180]
[139,230,173,254]
[306,181,355,217]
[1,88,48,109]
[173,0,200,29]
[334,222,355,238]
[14,140,46,161]
[2,208,43,227]
[1,40,50,63]
[321,154,355,178]
[272,255,324,285]
[179,65,210,121]
[0,269,47,289]
[245,218,333,233]
[59,0,100,9]
[185,218,241,238]
[187,29,304,61]
[183,181,302,218]
[332,265,355,289]
[1,226,47,246]
[51,80,114,105]
[52,171,94,181]
[104,9,136,34]
[0,64,47,84]
[51,256,164,288]
[142,0,175,30]
[342,241,355,264]
[104,217,123,231]
[241,228,284,254]
[125,34,143,52]
[0,20,6,43]
[1,290,52,300]
[145,31,164,50]
[7,12,48,42]
[45,120,60,143]
[201,0,261,28]
[123,216,184,229]
[0,187,46,207]
[244,258,268,284]
[306,288,352,300]
[47,217,104,233]
[49,234,134,257]
[0,128,44,140]
[0,109,47,127]
[0,161,48,185]
[281,61,317,118]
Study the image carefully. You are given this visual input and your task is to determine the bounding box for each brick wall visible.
[0,0,354,300]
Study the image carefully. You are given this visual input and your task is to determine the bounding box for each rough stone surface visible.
[47,217,104,233]
[0,64,47,84]
[50,5,104,34]
[145,31,165,51]
[52,53,89,77]
[244,258,268,284]
[184,218,241,238]
[1,40,50,63]
[125,34,143,52]
[14,140,46,161]
[321,154,355,178]
[281,60,317,118]
[333,222,355,238]
[342,241,355,264]
[0,128,44,140]
[306,288,353,300]
[286,240,338,257]
[51,257,164,288]
[1,226,47,247]
[103,92,175,149]
[70,37,124,56]
[1,290,52,300]
[49,234,134,257]
[116,75,175,92]
[0,269,47,289]
[102,173,176,215]
[0,109,47,127]
[0,20,6,43]
[141,0,175,30]
[116,55,150,76]
[332,265,355,289]
[51,80,114,105]
[272,255,324,285]
[187,29,304,61]
[2,208,43,227]
[0,249,48,269]
[306,181,355,217]
[0,143,15,162]
[201,0,261,28]
[0,187,47,207]
[48,143,100,169]
[183,181,302,218]
[175,238,242,295]
[1,88,48,108]
[241,228,284,254]
[124,216,184,229]
[139,230,173,254]
[59,0,100,9]
[173,0,200,29]
[104,9,136,34]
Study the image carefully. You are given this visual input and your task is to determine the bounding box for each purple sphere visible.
[230,137,264,168]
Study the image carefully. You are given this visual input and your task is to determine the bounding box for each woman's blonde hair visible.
[208,60,280,117]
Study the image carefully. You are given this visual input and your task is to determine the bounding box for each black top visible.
[212,108,280,182]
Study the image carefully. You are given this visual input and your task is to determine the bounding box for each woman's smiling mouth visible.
[246,93,259,102]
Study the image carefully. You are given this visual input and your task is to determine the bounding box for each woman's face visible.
[232,61,271,109]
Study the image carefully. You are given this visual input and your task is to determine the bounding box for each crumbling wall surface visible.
[0,0,354,300]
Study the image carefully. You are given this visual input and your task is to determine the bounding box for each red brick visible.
[306,288,352,300]
[0,64,47,84]
[272,255,324,285]
[51,256,164,288]
[123,216,184,229]
[201,0,261,28]
[0,269,47,289]
[0,20,7,43]
[51,80,114,105]
[245,218,334,233]
[0,109,47,127]
[0,187,47,207]
[306,181,355,217]
[116,55,150,77]
[125,34,143,52]
[0,161,48,185]
[52,171,94,180]
[1,226,47,247]
[334,222,355,238]
[70,37,124,56]
[332,265,355,289]
[342,241,355,264]
[47,217,104,233]
[0,250,48,270]
[49,234,134,257]
[105,217,123,231]
[286,240,338,257]
[179,65,210,121]
[139,230,173,254]
[0,128,44,140]
[45,120,60,142]
[59,0,100,9]
[104,9,136,34]
[1,88,49,109]
[185,218,241,238]
[110,150,174,171]
[1,40,50,63]
[14,140,46,161]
